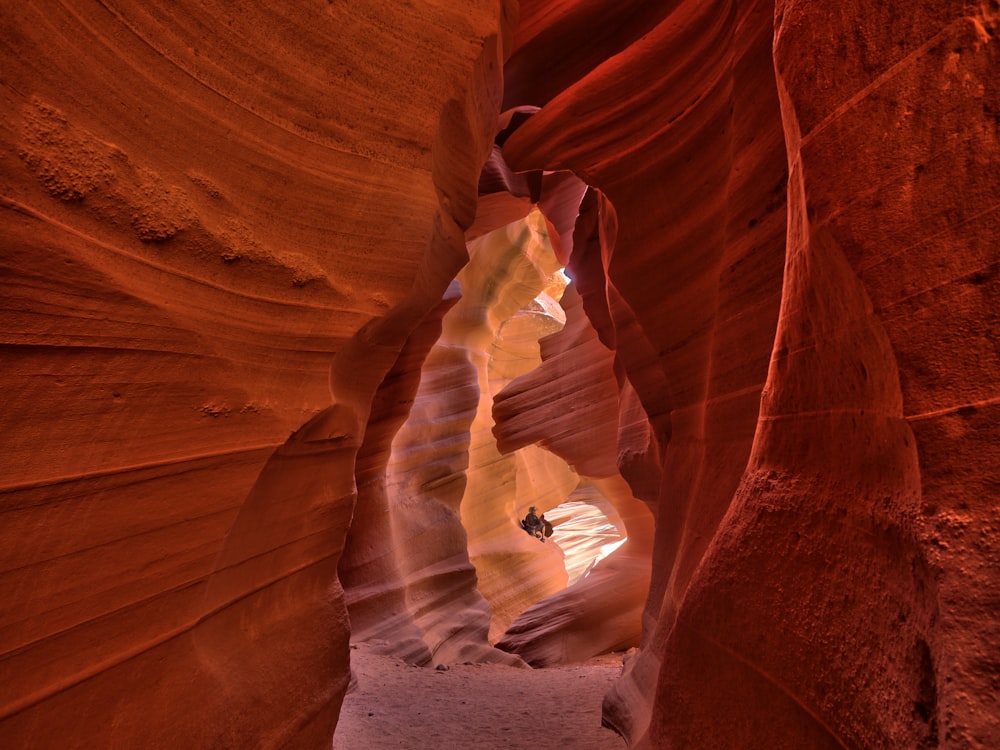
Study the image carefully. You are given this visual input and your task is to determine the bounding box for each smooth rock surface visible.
[2,1,998,749]
[1,1,514,746]
[502,1,999,748]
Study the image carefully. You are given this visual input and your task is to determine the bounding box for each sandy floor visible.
[333,643,628,750]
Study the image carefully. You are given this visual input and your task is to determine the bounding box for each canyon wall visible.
[1,1,514,746]
[503,0,999,747]
[2,1,998,749]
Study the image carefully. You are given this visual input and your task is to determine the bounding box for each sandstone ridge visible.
[2,1,998,748]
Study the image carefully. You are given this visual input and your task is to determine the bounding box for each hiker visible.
[522,506,542,538]
[520,507,554,543]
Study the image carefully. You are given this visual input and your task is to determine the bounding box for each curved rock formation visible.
[340,210,574,662]
[454,213,576,642]
[3,1,998,749]
[492,279,656,665]
[1,1,514,746]
[502,1,999,748]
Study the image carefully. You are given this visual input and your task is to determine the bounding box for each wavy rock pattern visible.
[341,209,583,662]
[2,1,998,748]
[1,1,513,746]
[503,0,999,748]
[448,212,575,642]
[492,280,656,665]
[340,209,574,665]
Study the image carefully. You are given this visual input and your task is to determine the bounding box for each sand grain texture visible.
[334,643,626,750]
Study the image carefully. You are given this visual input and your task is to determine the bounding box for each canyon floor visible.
[333,642,627,749]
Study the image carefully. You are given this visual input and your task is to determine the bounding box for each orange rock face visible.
[1,1,514,746]
[502,1,999,748]
[3,1,998,749]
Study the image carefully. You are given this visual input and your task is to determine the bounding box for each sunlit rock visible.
[453,211,576,641]
[3,0,998,748]
[544,485,627,587]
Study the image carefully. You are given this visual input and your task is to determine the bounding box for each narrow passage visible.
[333,642,627,749]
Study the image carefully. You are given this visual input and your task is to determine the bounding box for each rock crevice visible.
[2,1,998,748]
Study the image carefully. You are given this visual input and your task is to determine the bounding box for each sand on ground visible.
[333,642,628,749]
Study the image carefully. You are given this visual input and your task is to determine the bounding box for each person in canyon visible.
[522,506,543,539]
[521,507,553,542]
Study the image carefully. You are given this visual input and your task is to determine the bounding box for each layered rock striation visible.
[2,1,998,749]
[1,0,515,746]
[502,0,999,747]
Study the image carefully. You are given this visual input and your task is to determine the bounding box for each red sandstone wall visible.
[504,0,999,747]
[3,0,998,748]
[1,1,513,746]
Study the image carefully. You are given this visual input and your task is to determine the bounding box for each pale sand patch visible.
[334,643,627,749]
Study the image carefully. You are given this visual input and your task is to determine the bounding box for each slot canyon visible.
[1,0,998,748]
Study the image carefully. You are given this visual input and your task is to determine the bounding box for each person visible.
[540,514,553,539]
[522,506,542,538]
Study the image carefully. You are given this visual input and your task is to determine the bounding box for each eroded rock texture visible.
[502,0,999,748]
[339,211,575,661]
[2,0,998,749]
[1,1,514,746]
